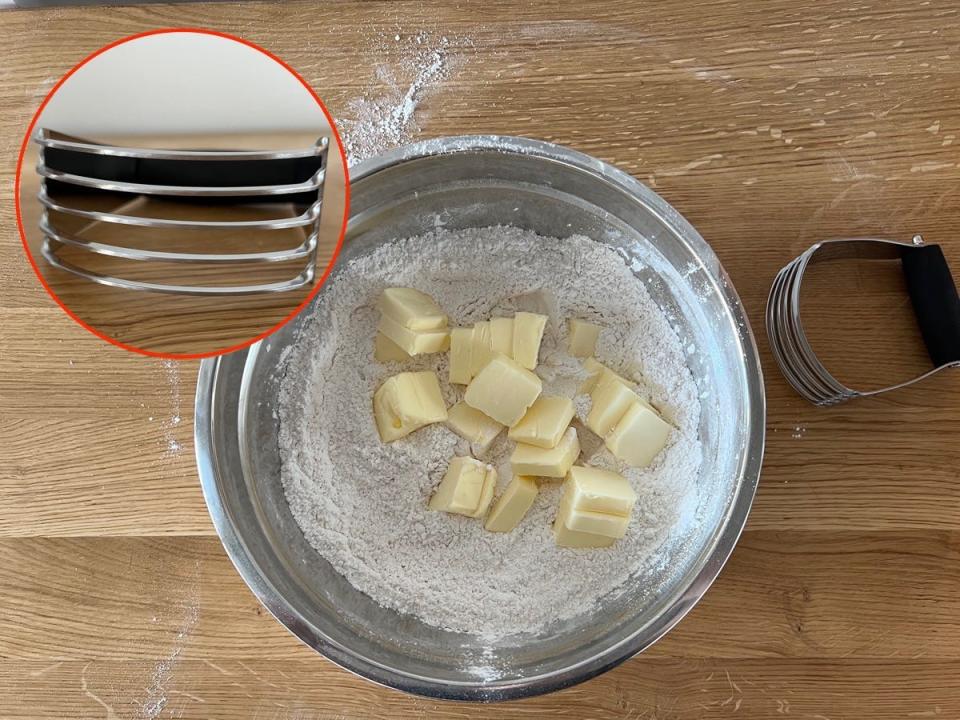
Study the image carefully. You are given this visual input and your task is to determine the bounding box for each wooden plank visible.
[0,324,205,535]
[0,413,208,537]
[0,532,956,662]
[0,659,956,719]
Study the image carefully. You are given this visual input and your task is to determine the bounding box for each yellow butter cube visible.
[556,489,630,538]
[464,354,542,426]
[510,426,580,478]
[508,395,575,449]
[373,371,448,443]
[579,358,633,394]
[579,357,605,394]
[378,314,450,355]
[605,401,671,467]
[428,456,497,518]
[553,465,635,547]
[374,332,412,363]
[553,519,616,548]
[377,287,447,331]
[470,321,494,377]
[445,401,504,454]
[512,312,548,370]
[567,319,601,358]
[586,373,637,436]
[564,465,637,516]
[490,317,514,356]
[448,327,474,385]
[484,475,539,532]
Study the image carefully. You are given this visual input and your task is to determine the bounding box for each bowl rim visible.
[195,135,766,702]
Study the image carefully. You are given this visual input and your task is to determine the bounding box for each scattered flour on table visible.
[278,226,702,638]
[158,359,184,458]
[339,32,466,165]
[139,560,200,719]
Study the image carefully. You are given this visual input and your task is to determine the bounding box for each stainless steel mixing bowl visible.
[195,136,765,701]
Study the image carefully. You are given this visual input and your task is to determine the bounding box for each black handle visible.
[901,243,960,366]
[43,147,324,208]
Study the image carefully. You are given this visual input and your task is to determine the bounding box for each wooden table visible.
[1,2,958,718]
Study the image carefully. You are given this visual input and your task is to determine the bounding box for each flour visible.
[339,32,461,165]
[139,560,200,719]
[278,226,702,638]
[158,359,183,460]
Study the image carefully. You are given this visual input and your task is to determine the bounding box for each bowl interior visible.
[201,138,762,700]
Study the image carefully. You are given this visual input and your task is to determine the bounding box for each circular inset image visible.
[16,29,348,358]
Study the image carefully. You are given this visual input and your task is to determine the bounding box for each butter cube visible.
[490,317,514,356]
[377,287,447,331]
[374,332,412,363]
[376,287,449,356]
[567,319,601,358]
[553,519,616,548]
[605,402,671,467]
[470,321,494,377]
[464,354,542,426]
[428,456,497,518]
[579,358,633,394]
[451,321,510,386]
[553,465,636,547]
[448,327,474,385]
[373,371,448,442]
[556,489,630,538]
[378,314,450,355]
[579,357,605,394]
[484,475,539,532]
[512,312,548,370]
[564,465,637,516]
[445,401,504,453]
[508,395,575,449]
[586,373,637,436]
[510,426,580,478]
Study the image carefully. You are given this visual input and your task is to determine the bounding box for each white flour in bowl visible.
[277,226,702,638]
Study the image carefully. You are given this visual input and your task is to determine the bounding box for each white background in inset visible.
[37,31,331,137]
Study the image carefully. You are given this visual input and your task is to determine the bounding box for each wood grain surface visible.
[1,1,959,718]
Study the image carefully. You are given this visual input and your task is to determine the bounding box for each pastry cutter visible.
[34,128,328,295]
[766,234,960,405]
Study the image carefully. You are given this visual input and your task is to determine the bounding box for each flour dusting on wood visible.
[340,32,468,165]
[139,560,200,719]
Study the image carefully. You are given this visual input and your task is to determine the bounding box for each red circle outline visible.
[14,28,350,360]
